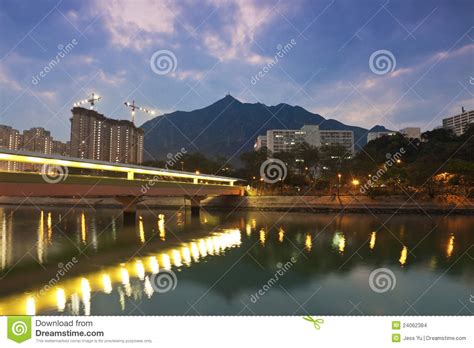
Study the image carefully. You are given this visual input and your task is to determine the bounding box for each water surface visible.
[0,206,472,315]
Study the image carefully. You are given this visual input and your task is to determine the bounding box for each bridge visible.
[0,149,244,218]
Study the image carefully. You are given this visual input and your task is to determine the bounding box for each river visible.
[0,206,472,315]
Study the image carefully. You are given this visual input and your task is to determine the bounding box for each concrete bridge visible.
[0,149,244,218]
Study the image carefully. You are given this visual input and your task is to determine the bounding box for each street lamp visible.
[337,173,342,197]
[351,179,360,186]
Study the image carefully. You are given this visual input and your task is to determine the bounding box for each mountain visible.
[141,95,389,162]
[368,125,394,132]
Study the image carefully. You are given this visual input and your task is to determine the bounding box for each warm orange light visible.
[369,231,376,250]
[305,234,312,251]
[399,246,408,266]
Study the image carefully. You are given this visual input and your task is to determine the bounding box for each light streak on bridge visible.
[0,149,238,185]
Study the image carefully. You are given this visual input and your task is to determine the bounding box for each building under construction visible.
[69,107,144,165]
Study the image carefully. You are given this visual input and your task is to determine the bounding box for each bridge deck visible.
[0,172,244,197]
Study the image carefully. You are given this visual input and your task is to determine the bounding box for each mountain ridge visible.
[140,95,390,162]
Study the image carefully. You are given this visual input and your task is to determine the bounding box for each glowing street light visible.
[351,179,360,186]
[337,173,342,197]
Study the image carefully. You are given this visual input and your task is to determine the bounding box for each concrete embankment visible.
[0,195,473,215]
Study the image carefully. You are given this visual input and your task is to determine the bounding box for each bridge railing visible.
[0,149,239,186]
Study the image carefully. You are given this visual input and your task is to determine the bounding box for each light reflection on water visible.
[0,206,472,315]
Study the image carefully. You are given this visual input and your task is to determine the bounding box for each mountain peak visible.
[207,94,242,109]
[221,93,240,103]
[369,125,392,132]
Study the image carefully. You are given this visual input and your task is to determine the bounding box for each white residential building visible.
[258,125,354,154]
[442,108,474,136]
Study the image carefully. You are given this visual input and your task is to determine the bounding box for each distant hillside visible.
[141,95,389,162]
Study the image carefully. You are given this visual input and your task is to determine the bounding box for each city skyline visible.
[0,0,473,143]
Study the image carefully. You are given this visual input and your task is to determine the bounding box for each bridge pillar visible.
[186,195,206,217]
[115,196,142,223]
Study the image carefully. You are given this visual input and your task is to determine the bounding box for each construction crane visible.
[123,100,155,124]
[73,92,101,109]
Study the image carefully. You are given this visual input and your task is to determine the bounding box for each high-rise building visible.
[0,125,21,171]
[109,120,144,164]
[0,125,70,171]
[69,107,109,161]
[70,107,144,164]
[399,127,421,140]
[442,108,474,136]
[21,127,53,154]
[259,125,354,154]
[52,140,69,156]
[20,127,55,171]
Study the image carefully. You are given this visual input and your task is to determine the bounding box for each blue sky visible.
[0,0,473,141]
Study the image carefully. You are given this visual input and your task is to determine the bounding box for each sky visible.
[0,0,473,142]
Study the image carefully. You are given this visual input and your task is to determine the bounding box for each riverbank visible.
[0,195,473,215]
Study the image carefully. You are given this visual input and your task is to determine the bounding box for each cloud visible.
[201,0,279,64]
[95,0,180,50]
[93,0,280,64]
[170,69,205,81]
[97,69,127,86]
[428,43,474,63]
[37,90,58,102]
[0,66,22,91]
[68,54,98,65]
[75,69,127,87]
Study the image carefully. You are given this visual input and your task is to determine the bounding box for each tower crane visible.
[73,92,101,109]
[123,100,155,124]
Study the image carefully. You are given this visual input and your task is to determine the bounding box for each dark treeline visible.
[144,125,474,197]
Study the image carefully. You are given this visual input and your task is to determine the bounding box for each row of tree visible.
[144,125,474,197]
